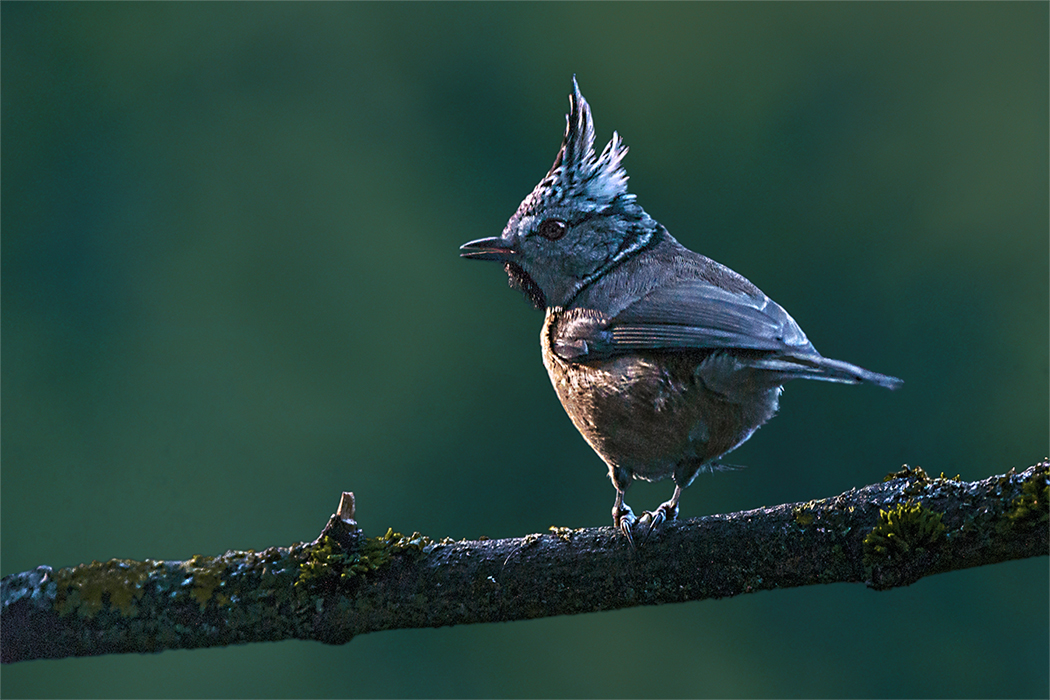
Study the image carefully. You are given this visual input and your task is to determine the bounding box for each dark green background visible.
[2,3,1047,697]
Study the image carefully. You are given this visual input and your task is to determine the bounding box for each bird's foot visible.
[613,500,679,546]
[634,500,679,545]
[613,503,638,545]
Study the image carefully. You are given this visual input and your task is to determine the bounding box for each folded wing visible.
[553,280,902,389]
[554,280,812,359]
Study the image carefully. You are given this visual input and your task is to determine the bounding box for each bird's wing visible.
[553,280,812,361]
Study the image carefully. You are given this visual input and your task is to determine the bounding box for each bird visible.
[460,78,902,544]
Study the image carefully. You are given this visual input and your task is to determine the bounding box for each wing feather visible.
[553,280,812,360]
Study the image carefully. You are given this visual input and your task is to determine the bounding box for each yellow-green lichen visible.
[793,509,814,526]
[296,536,353,587]
[883,465,930,483]
[52,558,160,618]
[1003,467,1049,525]
[863,501,946,567]
[296,529,433,589]
[182,555,229,610]
[521,533,542,548]
[792,500,820,527]
[548,526,575,542]
[788,496,860,538]
[882,465,961,498]
[383,529,433,552]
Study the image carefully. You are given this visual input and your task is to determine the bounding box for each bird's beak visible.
[459,236,516,262]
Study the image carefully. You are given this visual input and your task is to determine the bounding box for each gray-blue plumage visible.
[461,78,901,543]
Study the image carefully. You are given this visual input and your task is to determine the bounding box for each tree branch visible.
[3,460,1047,664]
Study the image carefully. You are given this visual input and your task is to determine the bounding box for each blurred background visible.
[2,3,1047,697]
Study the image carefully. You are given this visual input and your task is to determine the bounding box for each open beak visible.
[459,236,516,262]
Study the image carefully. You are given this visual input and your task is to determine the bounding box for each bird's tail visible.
[752,353,904,390]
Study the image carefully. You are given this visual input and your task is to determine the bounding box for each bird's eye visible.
[537,218,567,240]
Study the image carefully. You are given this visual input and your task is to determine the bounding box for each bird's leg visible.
[610,467,638,544]
[634,484,683,544]
[612,488,637,545]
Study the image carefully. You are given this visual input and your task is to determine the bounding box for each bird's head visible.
[461,78,654,309]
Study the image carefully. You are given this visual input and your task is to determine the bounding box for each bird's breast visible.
[540,310,781,480]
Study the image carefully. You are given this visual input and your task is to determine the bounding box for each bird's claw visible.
[615,504,637,546]
[614,502,677,546]
[633,508,667,545]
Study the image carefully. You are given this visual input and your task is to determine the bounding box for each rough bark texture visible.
[3,460,1047,664]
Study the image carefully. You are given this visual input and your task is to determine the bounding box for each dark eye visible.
[537,218,567,240]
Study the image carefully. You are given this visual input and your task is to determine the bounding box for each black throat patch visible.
[504,261,547,310]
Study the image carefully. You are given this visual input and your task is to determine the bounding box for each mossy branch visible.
[3,460,1047,664]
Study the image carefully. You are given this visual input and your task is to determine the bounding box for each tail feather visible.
[753,354,903,390]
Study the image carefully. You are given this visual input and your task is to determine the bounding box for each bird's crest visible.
[515,77,632,218]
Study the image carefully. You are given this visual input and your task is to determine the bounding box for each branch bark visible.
[3,460,1047,664]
